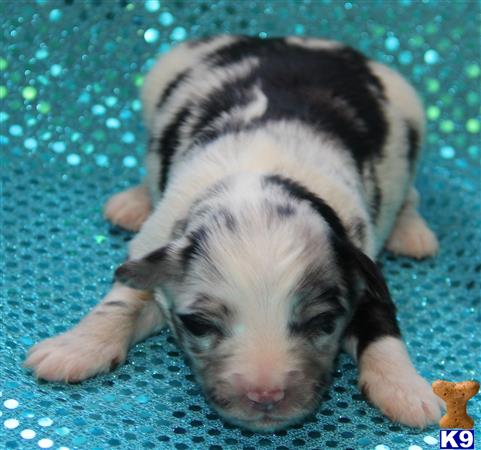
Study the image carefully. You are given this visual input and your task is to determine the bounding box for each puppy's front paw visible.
[24,331,127,383]
[358,337,444,428]
[104,185,151,232]
[360,363,443,428]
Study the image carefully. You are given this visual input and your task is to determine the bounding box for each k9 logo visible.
[439,430,475,450]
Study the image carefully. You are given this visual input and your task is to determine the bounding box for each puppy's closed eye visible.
[178,314,222,337]
[302,311,338,336]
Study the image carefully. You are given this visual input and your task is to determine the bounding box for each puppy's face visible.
[117,199,361,431]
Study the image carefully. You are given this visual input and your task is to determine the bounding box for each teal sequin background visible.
[1,1,480,449]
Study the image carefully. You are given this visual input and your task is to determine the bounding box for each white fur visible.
[25,284,164,382]
[357,336,443,428]
[104,185,151,232]
[27,37,439,430]
[141,35,237,128]
[134,121,373,259]
[386,188,439,258]
[285,37,342,50]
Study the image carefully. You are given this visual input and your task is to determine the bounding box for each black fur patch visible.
[190,74,257,143]
[276,204,296,217]
[156,71,190,109]
[201,37,388,168]
[181,226,210,268]
[158,105,192,192]
[154,36,389,191]
[263,174,348,239]
[349,218,366,245]
[406,121,420,172]
[371,170,382,223]
[343,290,400,358]
[104,300,128,308]
[214,208,237,232]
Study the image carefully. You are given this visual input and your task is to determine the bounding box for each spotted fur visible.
[26,36,442,432]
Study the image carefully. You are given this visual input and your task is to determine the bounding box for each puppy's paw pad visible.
[361,370,443,428]
[104,186,151,232]
[386,216,439,259]
[24,332,126,383]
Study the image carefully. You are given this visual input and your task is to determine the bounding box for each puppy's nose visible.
[246,388,285,410]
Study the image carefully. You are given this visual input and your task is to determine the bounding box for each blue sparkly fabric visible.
[1,1,480,449]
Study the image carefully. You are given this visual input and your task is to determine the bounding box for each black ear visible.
[115,244,183,290]
[334,237,392,305]
[347,243,391,304]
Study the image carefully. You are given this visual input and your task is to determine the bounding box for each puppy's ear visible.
[347,243,391,304]
[115,238,189,290]
[334,237,391,305]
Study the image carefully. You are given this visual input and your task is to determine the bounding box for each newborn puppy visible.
[25,36,443,431]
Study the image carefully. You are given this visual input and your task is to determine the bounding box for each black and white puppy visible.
[26,36,443,432]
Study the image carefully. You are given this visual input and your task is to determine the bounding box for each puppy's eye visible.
[178,314,221,337]
[303,312,337,335]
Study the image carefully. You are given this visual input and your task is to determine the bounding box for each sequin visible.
[95,154,109,167]
[50,64,62,77]
[423,436,438,445]
[424,49,440,64]
[144,0,160,13]
[171,26,187,41]
[466,118,480,133]
[144,28,160,43]
[121,132,135,144]
[35,48,49,60]
[38,417,53,427]
[440,146,455,159]
[36,101,50,114]
[38,438,54,448]
[24,138,38,151]
[294,24,305,35]
[426,78,440,93]
[1,2,479,450]
[105,96,118,107]
[106,118,121,129]
[92,104,106,115]
[4,419,20,429]
[22,86,37,101]
[49,9,62,22]
[20,429,36,439]
[466,63,480,78]
[9,125,23,136]
[52,141,66,153]
[67,154,81,165]
[159,12,174,27]
[122,155,138,168]
[384,36,399,51]
[440,120,455,133]
[426,105,440,121]
[398,50,412,65]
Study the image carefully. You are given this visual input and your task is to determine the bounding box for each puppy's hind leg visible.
[104,185,151,232]
[24,283,165,383]
[385,188,439,259]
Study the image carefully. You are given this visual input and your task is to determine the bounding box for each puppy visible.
[25,36,443,432]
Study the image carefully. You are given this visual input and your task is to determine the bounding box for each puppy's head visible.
[116,174,389,431]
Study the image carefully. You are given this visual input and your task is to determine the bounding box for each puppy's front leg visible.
[343,293,443,428]
[25,283,165,383]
